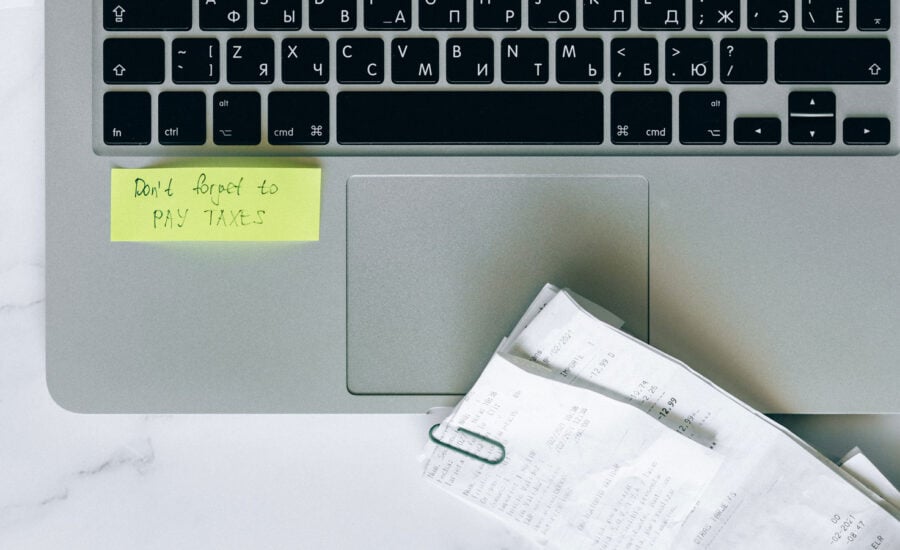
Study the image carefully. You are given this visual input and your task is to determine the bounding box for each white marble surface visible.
[1,2,897,548]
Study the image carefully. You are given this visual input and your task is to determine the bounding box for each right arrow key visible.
[843,118,891,145]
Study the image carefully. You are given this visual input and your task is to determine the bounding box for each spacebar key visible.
[337,91,603,144]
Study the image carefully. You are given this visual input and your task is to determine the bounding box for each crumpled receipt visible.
[423,352,723,550]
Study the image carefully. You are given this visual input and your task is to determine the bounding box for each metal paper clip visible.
[428,423,506,465]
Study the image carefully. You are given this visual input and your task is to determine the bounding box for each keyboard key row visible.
[104,37,891,86]
[103,90,890,146]
[103,0,890,32]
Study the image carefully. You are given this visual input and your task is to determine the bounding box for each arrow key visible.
[789,118,835,145]
[844,117,890,145]
[734,117,781,145]
[103,39,164,84]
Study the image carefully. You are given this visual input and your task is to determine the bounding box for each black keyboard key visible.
[843,118,890,145]
[611,38,658,84]
[419,0,466,29]
[213,92,261,145]
[584,0,630,30]
[748,0,793,30]
[802,0,849,30]
[556,39,603,84]
[775,39,890,84]
[790,118,836,144]
[337,91,603,144]
[159,92,206,145]
[310,0,357,30]
[611,91,671,144]
[392,39,439,83]
[446,38,494,83]
[103,39,164,84]
[720,38,767,84]
[788,91,835,145]
[104,0,191,30]
[366,0,412,30]
[337,38,384,83]
[282,38,330,84]
[501,39,549,84]
[104,92,151,145]
[200,0,247,30]
[227,39,275,84]
[638,0,685,30]
[858,0,890,31]
[734,117,781,145]
[693,0,739,30]
[173,38,220,84]
[529,0,576,30]
[255,0,302,30]
[665,38,712,84]
[679,91,726,144]
[474,0,521,30]
[268,92,330,145]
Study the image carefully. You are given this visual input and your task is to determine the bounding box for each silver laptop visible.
[46,0,898,413]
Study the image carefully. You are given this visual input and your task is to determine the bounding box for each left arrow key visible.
[104,39,165,84]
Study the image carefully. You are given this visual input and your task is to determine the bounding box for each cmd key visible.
[611,91,671,144]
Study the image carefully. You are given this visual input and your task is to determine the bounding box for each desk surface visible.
[2,2,896,547]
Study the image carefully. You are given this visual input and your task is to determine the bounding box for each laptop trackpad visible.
[346,175,648,395]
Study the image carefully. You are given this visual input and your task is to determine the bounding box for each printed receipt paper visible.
[423,286,900,550]
[110,167,321,241]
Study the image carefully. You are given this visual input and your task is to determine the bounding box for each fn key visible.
[104,92,150,145]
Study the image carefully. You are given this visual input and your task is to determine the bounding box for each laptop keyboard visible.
[97,0,895,153]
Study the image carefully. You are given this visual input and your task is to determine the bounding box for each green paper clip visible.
[429,424,506,465]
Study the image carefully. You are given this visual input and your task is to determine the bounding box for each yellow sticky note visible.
[110,167,321,241]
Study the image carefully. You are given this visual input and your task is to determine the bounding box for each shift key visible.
[104,0,191,30]
[775,39,890,83]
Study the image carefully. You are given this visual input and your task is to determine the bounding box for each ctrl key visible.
[104,92,151,145]
[268,92,329,145]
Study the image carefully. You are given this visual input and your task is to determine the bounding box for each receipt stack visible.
[423,285,900,550]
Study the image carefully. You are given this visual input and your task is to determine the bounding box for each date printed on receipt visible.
[109,167,321,241]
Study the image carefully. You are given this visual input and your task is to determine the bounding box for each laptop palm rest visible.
[346,175,649,395]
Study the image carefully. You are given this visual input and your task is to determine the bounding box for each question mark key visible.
[720,38,768,84]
